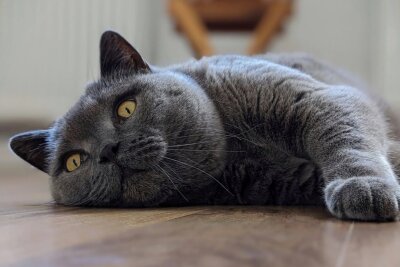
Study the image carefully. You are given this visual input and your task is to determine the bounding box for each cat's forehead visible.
[86,78,138,100]
[52,77,148,143]
[52,73,178,143]
[56,97,108,141]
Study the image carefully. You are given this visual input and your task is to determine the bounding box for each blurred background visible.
[1,0,399,173]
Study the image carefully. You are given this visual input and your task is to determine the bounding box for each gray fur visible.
[9,31,400,221]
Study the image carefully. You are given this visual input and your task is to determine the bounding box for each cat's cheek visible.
[120,172,167,207]
[49,179,62,203]
[49,176,91,205]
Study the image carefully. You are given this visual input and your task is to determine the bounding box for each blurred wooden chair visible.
[168,0,293,58]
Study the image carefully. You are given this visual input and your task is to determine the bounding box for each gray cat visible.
[9,31,400,221]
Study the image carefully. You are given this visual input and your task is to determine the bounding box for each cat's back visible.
[264,53,400,139]
[170,54,400,205]
[174,53,400,139]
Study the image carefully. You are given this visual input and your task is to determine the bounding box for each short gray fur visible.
[9,31,400,221]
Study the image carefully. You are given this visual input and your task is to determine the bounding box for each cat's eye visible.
[65,153,81,172]
[117,99,136,118]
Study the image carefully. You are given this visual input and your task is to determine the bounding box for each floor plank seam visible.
[335,222,354,267]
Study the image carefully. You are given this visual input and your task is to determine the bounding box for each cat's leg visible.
[303,88,400,221]
[322,153,400,221]
[388,141,400,180]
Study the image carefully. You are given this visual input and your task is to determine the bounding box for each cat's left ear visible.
[9,130,51,173]
[100,31,151,77]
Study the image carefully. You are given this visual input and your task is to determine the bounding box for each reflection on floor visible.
[1,138,400,267]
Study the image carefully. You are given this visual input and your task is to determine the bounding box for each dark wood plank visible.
[341,222,400,267]
[4,206,350,267]
[2,166,400,267]
[0,171,205,266]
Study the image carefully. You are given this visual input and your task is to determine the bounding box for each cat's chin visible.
[116,166,168,207]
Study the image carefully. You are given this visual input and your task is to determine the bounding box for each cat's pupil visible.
[125,107,131,114]
[73,159,78,167]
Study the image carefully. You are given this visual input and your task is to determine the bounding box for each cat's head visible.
[9,31,226,207]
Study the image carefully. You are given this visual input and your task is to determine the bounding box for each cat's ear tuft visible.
[100,31,150,77]
[9,130,51,173]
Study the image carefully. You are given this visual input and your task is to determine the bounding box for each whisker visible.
[75,173,105,206]
[98,174,112,202]
[43,200,57,205]
[167,148,245,153]
[168,140,226,148]
[166,122,266,145]
[152,164,189,203]
[160,161,184,183]
[164,127,227,137]
[89,175,106,199]
[163,156,233,196]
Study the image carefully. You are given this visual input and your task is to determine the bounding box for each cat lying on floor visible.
[10,31,400,221]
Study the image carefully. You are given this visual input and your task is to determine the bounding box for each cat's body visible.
[166,54,400,208]
[164,54,329,206]
[10,31,400,221]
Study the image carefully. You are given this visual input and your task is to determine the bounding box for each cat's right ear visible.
[100,31,151,77]
[9,130,51,173]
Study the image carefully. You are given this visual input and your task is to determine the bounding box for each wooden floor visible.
[2,170,400,267]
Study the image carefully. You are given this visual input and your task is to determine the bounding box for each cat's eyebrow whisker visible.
[163,156,233,196]
[152,164,189,203]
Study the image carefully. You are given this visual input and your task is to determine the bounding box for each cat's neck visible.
[173,56,264,134]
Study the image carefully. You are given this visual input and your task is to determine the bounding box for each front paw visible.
[324,176,400,221]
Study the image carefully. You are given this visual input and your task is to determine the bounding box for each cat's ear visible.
[9,130,51,173]
[100,31,150,77]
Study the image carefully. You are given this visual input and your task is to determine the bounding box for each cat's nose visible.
[99,142,119,164]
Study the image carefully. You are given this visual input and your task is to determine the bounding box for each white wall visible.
[0,0,399,122]
[154,0,400,107]
[371,0,400,105]
[0,0,156,121]
[156,0,372,72]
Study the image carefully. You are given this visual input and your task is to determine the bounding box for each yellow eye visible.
[65,153,81,172]
[117,100,136,118]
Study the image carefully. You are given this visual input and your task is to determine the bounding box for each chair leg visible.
[247,1,292,55]
[169,0,214,58]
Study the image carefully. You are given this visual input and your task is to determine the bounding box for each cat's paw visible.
[324,176,400,221]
